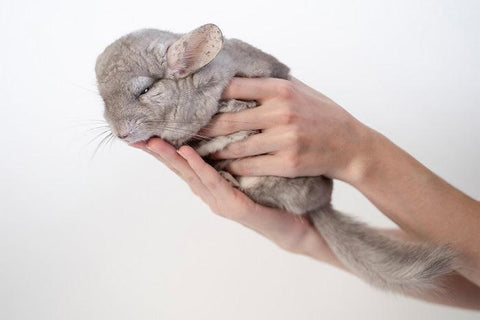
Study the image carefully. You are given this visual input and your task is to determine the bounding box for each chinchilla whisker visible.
[85,129,112,149]
[160,128,212,142]
[85,125,111,133]
[143,120,208,125]
[60,121,109,132]
[142,119,264,135]
[69,82,101,95]
[159,127,209,140]
[193,134,213,141]
[143,119,261,126]
[96,132,113,156]
[107,133,116,149]
[79,129,109,160]
[90,132,113,161]
[160,126,213,141]
[137,121,207,137]
[67,118,107,124]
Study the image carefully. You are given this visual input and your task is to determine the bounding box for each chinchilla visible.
[95,24,457,293]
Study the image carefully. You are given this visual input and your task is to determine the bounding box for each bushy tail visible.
[309,207,457,293]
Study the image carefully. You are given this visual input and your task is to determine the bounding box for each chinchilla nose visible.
[117,133,130,139]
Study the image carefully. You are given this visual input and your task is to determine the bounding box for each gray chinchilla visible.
[95,24,457,293]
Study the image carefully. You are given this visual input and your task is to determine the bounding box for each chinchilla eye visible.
[140,87,150,95]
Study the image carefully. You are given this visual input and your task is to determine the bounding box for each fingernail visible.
[178,147,193,159]
[147,145,160,156]
[176,148,185,158]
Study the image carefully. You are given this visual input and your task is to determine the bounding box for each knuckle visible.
[205,177,220,190]
[284,153,300,177]
[211,205,224,217]
[276,80,296,100]
[286,130,301,147]
[209,203,223,217]
[279,104,298,124]
[184,174,196,185]
[190,187,199,197]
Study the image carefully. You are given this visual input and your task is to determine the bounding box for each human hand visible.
[202,77,375,183]
[131,138,339,264]
[131,139,480,309]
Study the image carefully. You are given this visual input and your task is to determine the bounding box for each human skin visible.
[131,77,480,309]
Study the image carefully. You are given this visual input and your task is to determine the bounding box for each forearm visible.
[380,229,480,309]
[309,228,480,309]
[196,77,479,305]
[346,125,480,284]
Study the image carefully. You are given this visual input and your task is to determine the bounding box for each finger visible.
[141,145,182,177]
[226,154,293,177]
[137,139,181,175]
[221,77,289,101]
[145,138,215,203]
[139,141,332,259]
[176,146,330,257]
[200,104,277,137]
[129,141,147,149]
[146,138,198,180]
[130,140,169,165]
[210,130,285,160]
[289,76,313,94]
[290,75,333,103]
[177,145,237,200]
[178,146,300,230]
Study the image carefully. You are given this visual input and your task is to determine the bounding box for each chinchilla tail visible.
[309,206,457,293]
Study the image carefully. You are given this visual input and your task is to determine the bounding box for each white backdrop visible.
[1,0,479,319]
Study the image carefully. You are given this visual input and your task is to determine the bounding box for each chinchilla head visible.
[95,24,232,146]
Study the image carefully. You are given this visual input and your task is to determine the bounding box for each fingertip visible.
[177,145,199,160]
[220,78,239,99]
[226,161,242,176]
[220,77,265,100]
[129,141,146,149]
[146,137,175,155]
[146,137,162,147]
[146,137,160,148]
[177,144,192,153]
[176,145,188,158]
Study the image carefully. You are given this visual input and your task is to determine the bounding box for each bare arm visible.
[351,128,480,285]
[132,138,480,309]
[132,76,480,308]
[203,77,480,287]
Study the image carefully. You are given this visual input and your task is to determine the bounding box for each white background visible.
[1,0,479,319]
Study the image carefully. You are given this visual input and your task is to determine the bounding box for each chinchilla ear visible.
[166,24,223,78]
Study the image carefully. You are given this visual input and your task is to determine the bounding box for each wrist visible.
[301,228,346,269]
[339,121,386,187]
